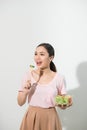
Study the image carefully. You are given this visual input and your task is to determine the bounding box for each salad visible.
[55,95,72,106]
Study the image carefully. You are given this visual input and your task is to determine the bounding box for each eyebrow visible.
[35,51,45,54]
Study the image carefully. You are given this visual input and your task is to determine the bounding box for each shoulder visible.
[50,71,65,80]
[55,73,66,85]
[22,70,32,81]
[56,72,65,80]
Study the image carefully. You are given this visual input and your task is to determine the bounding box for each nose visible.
[34,54,41,60]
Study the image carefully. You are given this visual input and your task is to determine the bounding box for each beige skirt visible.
[20,106,62,130]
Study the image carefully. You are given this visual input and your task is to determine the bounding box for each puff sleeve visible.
[18,70,31,92]
[57,74,67,95]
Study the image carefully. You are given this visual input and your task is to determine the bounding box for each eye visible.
[34,53,37,55]
[40,53,44,56]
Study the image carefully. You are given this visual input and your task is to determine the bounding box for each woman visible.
[17,43,72,130]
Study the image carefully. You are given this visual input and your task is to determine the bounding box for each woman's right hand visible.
[23,80,31,95]
[17,80,31,106]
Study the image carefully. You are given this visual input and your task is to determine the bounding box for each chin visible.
[37,66,42,69]
[37,66,44,70]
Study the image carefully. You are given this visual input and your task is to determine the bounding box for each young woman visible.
[17,43,72,130]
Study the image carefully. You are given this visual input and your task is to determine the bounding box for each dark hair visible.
[37,43,57,72]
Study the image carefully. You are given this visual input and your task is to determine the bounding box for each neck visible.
[38,67,51,76]
[35,67,52,83]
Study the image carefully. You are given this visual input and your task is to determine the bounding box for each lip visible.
[36,61,42,66]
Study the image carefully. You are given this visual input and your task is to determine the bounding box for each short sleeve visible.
[57,75,67,95]
[18,70,31,92]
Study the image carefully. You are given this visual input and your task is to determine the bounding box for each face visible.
[34,46,53,70]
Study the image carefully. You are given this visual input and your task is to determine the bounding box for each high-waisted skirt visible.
[20,106,62,130]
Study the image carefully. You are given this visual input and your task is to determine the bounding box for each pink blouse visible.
[19,71,67,108]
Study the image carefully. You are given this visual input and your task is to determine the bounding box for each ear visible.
[49,56,54,61]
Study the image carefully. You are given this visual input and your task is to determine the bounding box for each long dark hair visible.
[37,43,57,72]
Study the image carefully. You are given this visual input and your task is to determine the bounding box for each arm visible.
[17,80,31,106]
[56,75,73,109]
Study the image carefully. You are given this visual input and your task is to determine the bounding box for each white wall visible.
[0,0,87,130]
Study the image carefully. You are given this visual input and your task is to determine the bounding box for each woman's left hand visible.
[56,96,73,109]
[57,104,68,109]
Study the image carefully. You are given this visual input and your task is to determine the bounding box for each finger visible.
[24,86,29,89]
[24,80,31,89]
[24,86,30,89]
[27,80,31,84]
[27,80,31,86]
[68,102,73,107]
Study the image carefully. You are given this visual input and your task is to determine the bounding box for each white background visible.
[0,0,87,130]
